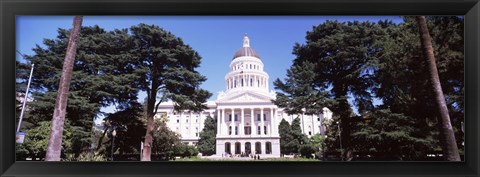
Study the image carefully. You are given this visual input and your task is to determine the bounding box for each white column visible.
[311,114,315,136]
[217,110,221,135]
[273,108,278,136]
[270,108,274,136]
[222,109,226,135]
[231,108,234,136]
[301,113,306,134]
[240,108,244,135]
[179,112,183,135]
[240,142,245,154]
[260,108,264,136]
[190,112,193,137]
[261,142,265,155]
[250,108,254,136]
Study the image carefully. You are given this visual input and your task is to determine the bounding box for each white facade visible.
[155,35,332,158]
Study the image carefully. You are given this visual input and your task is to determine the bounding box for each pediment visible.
[216,91,274,103]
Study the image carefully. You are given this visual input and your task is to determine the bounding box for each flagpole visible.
[17,64,34,133]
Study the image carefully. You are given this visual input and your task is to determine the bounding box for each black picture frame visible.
[1,0,479,176]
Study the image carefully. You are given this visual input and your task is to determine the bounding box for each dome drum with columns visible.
[155,35,332,158]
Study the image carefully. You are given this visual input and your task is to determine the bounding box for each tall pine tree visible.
[197,116,216,156]
[129,24,212,161]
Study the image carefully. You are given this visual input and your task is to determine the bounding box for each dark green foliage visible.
[275,20,385,160]
[151,119,182,161]
[278,119,294,154]
[197,116,216,156]
[103,101,146,156]
[373,16,464,157]
[128,23,211,160]
[174,144,199,158]
[278,118,309,155]
[17,23,211,161]
[16,121,74,160]
[309,133,326,158]
[352,109,432,160]
[276,17,464,160]
[299,144,316,158]
[19,26,141,158]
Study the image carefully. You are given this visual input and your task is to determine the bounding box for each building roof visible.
[233,47,260,60]
[232,35,260,60]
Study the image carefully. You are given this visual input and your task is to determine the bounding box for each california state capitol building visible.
[156,35,333,158]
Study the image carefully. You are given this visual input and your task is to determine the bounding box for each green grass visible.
[173,156,320,161]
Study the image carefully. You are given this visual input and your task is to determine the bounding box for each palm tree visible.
[45,16,83,161]
[416,16,460,161]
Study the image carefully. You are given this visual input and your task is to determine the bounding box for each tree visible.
[351,109,431,160]
[278,119,294,154]
[372,17,464,160]
[21,25,140,158]
[416,16,460,161]
[151,119,182,161]
[309,133,326,159]
[129,24,212,161]
[45,16,83,161]
[275,21,384,160]
[101,101,146,158]
[16,121,73,161]
[286,118,309,154]
[197,116,216,156]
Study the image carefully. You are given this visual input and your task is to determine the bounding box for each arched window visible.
[235,142,241,154]
[265,142,272,154]
[245,142,251,155]
[255,142,262,154]
[225,142,231,154]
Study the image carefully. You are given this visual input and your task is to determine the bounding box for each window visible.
[309,131,312,135]
[257,126,261,135]
[263,114,267,121]
[234,114,238,121]
[245,126,251,135]
[255,142,262,154]
[177,119,179,123]
[186,119,189,123]
[196,119,198,123]
[257,114,261,121]
[229,114,232,121]
[266,142,272,154]
[229,126,232,135]
[196,133,199,137]
[235,126,238,135]
[264,126,267,135]
[317,118,321,121]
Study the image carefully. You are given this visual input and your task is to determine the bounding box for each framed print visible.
[1,0,479,176]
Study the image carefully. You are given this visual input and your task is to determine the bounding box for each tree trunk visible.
[416,16,461,161]
[141,76,158,161]
[45,16,83,161]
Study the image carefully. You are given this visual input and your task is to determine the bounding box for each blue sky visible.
[16,16,403,123]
